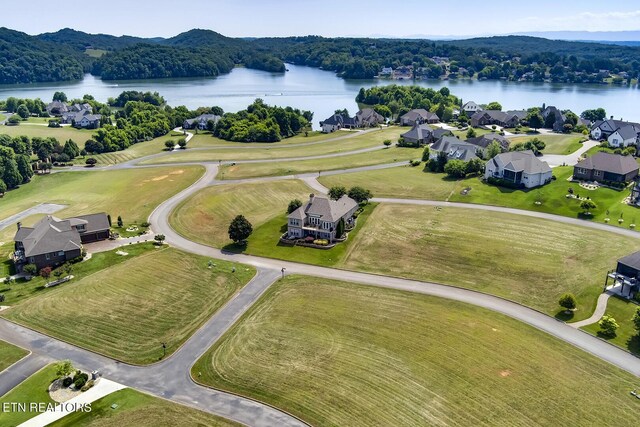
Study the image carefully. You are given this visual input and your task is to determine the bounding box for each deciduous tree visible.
[228,215,253,244]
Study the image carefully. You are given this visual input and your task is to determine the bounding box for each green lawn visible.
[84,48,107,58]
[0,166,203,221]
[0,364,57,426]
[0,340,28,372]
[451,127,492,139]
[73,135,178,165]
[320,165,640,230]
[170,180,314,248]
[508,133,586,154]
[0,113,5,122]
[50,388,240,427]
[188,129,347,148]
[3,247,255,364]
[217,146,420,180]
[0,124,95,149]
[0,243,157,305]
[193,276,640,427]
[582,297,640,355]
[141,127,406,165]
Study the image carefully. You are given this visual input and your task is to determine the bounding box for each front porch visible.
[604,270,639,299]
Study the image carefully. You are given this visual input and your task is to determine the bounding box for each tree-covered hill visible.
[37,28,149,52]
[0,27,85,84]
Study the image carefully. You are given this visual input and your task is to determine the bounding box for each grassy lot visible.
[141,127,406,165]
[0,364,57,426]
[0,124,95,148]
[3,247,254,364]
[0,340,28,372]
[0,113,5,121]
[320,165,640,230]
[0,243,158,305]
[193,276,640,427]
[170,179,376,266]
[73,136,177,165]
[170,180,314,248]
[582,297,640,355]
[509,133,586,154]
[188,129,347,148]
[50,388,240,427]
[85,48,107,58]
[217,146,420,179]
[0,166,203,221]
[340,204,640,319]
[450,127,492,139]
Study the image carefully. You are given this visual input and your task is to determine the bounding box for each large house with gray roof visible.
[401,124,435,145]
[573,152,639,183]
[13,213,110,271]
[485,150,552,188]
[606,124,640,148]
[470,110,520,128]
[400,109,439,126]
[287,194,358,242]
[183,114,221,130]
[590,119,640,141]
[430,136,479,162]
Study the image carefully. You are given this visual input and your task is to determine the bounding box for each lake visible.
[1,64,639,128]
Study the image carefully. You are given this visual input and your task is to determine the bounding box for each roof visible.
[356,108,383,123]
[14,216,82,258]
[506,110,528,120]
[432,128,453,139]
[288,194,358,223]
[613,124,640,140]
[618,251,640,271]
[473,110,520,124]
[321,114,344,126]
[462,101,479,109]
[73,213,110,234]
[467,133,510,151]
[401,109,438,122]
[592,119,640,132]
[574,152,639,176]
[492,150,551,175]
[431,136,479,162]
[401,124,433,141]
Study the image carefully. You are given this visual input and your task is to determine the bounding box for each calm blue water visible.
[0,64,638,128]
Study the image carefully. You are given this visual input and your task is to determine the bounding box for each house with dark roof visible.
[541,106,566,132]
[607,124,640,148]
[61,110,102,129]
[430,136,480,162]
[573,152,639,183]
[13,213,110,271]
[401,124,435,145]
[590,119,640,141]
[485,150,552,188]
[183,114,221,130]
[470,110,520,128]
[467,133,510,155]
[287,194,358,242]
[355,108,385,127]
[461,101,482,115]
[400,109,439,126]
[607,251,640,297]
[46,101,69,116]
[319,114,344,133]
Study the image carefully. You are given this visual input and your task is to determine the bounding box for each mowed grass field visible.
[0,364,57,426]
[188,129,355,148]
[0,124,95,148]
[170,180,314,248]
[582,297,640,355]
[217,146,420,179]
[75,135,179,165]
[0,166,203,221]
[0,340,28,372]
[341,204,640,319]
[193,276,640,427]
[508,133,585,154]
[320,165,640,230]
[50,388,240,427]
[3,248,255,364]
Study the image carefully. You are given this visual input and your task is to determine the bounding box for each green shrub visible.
[73,372,88,389]
[80,380,95,392]
[62,376,73,387]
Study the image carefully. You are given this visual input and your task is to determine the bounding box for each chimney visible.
[610,115,614,120]
[17,222,21,230]
[309,193,315,204]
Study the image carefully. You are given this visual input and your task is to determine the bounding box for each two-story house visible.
[287,194,358,242]
[573,152,639,183]
[485,150,552,188]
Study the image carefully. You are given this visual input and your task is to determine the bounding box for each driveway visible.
[540,139,599,167]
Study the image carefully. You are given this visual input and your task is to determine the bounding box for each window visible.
[58,251,65,256]
[594,170,602,177]
[45,253,50,260]
[29,257,34,263]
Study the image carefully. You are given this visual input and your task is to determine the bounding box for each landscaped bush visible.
[313,239,329,246]
[140,222,151,228]
[62,376,73,387]
[73,371,88,389]
[487,176,523,189]
[80,380,95,392]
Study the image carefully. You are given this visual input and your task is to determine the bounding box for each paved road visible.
[0,203,67,231]
[0,353,50,396]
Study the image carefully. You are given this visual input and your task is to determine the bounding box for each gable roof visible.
[492,150,551,175]
[321,114,345,126]
[574,152,639,176]
[73,213,110,234]
[401,109,439,122]
[401,124,433,140]
[462,101,480,110]
[14,216,82,258]
[432,128,453,139]
[467,133,510,151]
[612,124,640,140]
[356,108,383,123]
[431,136,479,162]
[288,194,358,223]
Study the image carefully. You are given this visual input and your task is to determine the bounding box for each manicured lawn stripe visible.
[49,388,240,427]
[508,133,586,154]
[0,340,28,372]
[582,296,640,355]
[194,276,640,427]
[0,364,57,426]
[3,248,255,364]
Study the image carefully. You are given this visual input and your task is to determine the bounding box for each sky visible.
[3,0,640,39]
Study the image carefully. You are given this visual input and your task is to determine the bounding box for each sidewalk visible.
[19,379,126,427]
